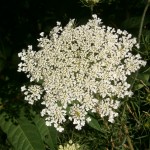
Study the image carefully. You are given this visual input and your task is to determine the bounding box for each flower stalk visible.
[138,0,150,43]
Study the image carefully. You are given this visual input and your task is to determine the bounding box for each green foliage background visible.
[0,0,149,149]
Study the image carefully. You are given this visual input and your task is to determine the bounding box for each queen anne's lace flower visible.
[69,104,91,130]
[18,14,146,132]
[58,140,80,150]
[21,85,43,105]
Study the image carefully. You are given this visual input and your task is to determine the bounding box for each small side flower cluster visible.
[18,14,146,132]
[21,85,43,105]
[58,140,80,150]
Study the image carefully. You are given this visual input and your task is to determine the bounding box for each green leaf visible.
[143,67,150,74]
[134,83,144,90]
[0,113,45,150]
[88,116,101,131]
[122,16,150,29]
[33,114,57,150]
[48,126,57,148]
[122,17,141,29]
[137,73,150,85]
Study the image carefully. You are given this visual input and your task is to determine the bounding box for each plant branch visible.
[138,0,150,43]
[124,124,134,150]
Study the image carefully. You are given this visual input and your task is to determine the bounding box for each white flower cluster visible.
[58,140,80,150]
[21,85,43,105]
[18,14,146,132]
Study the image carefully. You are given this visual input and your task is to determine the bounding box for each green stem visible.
[90,5,94,15]
[121,102,134,150]
[124,124,134,150]
[138,0,150,43]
